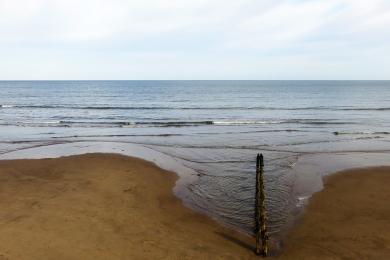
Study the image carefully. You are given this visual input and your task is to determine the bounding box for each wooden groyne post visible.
[255,153,268,256]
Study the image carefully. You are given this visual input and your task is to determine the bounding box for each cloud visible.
[0,0,389,79]
[0,0,242,43]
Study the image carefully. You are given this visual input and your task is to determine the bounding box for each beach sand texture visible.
[0,154,255,260]
[0,154,389,259]
[278,167,390,260]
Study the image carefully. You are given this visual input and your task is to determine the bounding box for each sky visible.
[0,0,389,80]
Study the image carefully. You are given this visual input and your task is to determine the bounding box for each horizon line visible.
[1,79,390,81]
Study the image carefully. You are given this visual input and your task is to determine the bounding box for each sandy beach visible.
[0,154,389,259]
[0,154,255,260]
[279,167,390,259]
[2,0,390,258]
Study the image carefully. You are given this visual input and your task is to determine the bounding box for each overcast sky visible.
[0,0,389,80]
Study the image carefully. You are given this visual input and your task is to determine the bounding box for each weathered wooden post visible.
[255,153,268,256]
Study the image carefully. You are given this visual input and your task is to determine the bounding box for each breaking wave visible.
[2,104,390,111]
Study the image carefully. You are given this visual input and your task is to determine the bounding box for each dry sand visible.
[0,153,389,259]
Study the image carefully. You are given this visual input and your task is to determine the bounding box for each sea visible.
[1,80,390,245]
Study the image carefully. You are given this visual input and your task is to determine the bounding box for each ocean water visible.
[1,80,390,242]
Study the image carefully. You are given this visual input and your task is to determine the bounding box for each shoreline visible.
[0,152,389,258]
[2,141,390,236]
[279,166,390,259]
[0,153,256,259]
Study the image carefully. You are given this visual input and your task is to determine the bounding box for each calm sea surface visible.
[1,80,390,241]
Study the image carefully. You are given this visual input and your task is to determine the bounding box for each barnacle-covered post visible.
[255,153,268,256]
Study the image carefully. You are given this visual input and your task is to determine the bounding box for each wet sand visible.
[0,154,255,260]
[279,167,390,259]
[0,154,389,259]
